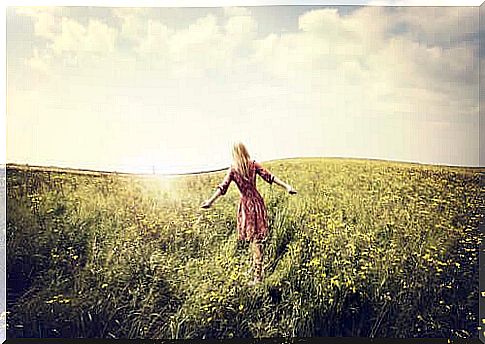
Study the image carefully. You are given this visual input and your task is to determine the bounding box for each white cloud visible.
[133,20,173,56]
[255,7,476,117]
[299,8,340,33]
[114,8,149,44]
[225,13,257,38]
[130,11,258,76]
[14,7,62,40]
[51,17,118,54]
[25,48,51,74]
[16,7,120,76]
[7,5,480,169]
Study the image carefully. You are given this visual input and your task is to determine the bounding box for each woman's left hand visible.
[200,200,212,209]
[286,185,297,195]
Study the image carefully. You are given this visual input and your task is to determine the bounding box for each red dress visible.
[217,160,275,242]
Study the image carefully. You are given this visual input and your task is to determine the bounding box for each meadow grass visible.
[6,158,484,339]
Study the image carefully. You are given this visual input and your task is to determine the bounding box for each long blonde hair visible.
[232,142,251,179]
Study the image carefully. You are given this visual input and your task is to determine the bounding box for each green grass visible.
[6,158,484,339]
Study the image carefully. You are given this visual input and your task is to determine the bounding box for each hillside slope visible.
[6,158,484,339]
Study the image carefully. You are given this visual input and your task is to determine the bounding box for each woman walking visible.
[201,142,297,286]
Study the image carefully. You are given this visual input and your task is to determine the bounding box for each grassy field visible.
[6,158,484,339]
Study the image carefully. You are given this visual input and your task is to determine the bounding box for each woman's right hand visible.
[200,200,212,209]
[286,185,297,195]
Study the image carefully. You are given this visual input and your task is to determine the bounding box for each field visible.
[5,158,484,339]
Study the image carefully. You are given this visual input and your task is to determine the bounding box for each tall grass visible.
[6,158,484,339]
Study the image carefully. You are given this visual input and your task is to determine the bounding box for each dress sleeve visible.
[217,167,233,195]
[254,161,275,185]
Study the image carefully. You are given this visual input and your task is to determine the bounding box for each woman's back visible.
[223,160,275,198]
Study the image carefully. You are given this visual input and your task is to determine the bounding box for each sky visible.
[5,2,482,173]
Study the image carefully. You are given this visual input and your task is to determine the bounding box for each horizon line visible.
[4,156,484,176]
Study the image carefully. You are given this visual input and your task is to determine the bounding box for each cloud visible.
[387,7,477,48]
[133,20,173,56]
[49,17,118,55]
[127,10,258,77]
[253,7,477,119]
[14,7,66,45]
[8,5,480,169]
[25,48,51,74]
[225,12,257,38]
[14,6,478,121]
[114,8,150,44]
[12,5,478,90]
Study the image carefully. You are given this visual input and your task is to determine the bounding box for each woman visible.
[201,142,297,286]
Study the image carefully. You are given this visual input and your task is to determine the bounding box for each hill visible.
[6,158,484,339]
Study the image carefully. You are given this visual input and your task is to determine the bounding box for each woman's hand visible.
[201,189,222,209]
[286,185,297,195]
[200,199,213,209]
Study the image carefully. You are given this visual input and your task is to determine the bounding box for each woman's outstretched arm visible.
[273,176,297,194]
[255,161,297,194]
[201,167,233,209]
[201,188,222,208]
